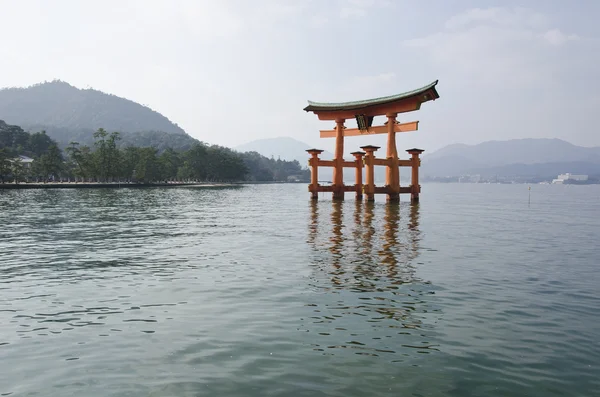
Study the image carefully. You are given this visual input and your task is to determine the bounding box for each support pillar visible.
[332,119,346,200]
[361,145,379,202]
[406,148,424,202]
[385,113,400,202]
[306,149,324,200]
[351,151,365,200]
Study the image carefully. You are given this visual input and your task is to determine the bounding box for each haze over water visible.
[1,184,599,396]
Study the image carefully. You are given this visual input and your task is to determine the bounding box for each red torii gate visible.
[303,80,440,202]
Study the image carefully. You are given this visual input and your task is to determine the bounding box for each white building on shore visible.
[8,155,34,168]
[552,173,588,184]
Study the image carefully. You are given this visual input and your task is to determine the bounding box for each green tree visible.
[10,157,27,183]
[79,145,94,180]
[158,148,181,181]
[135,147,160,183]
[0,122,29,153]
[205,146,247,181]
[66,141,83,181]
[183,144,209,181]
[36,144,64,181]
[107,131,122,181]
[92,128,109,181]
[120,146,140,182]
[0,148,11,183]
[92,129,122,181]
[27,130,54,157]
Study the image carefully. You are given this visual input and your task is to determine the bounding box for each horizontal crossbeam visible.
[319,121,419,138]
[372,159,415,167]
[373,158,390,166]
[309,184,415,194]
[310,158,418,167]
[309,159,362,167]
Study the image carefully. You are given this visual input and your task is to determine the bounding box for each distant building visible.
[458,174,481,183]
[18,155,34,168]
[552,173,588,184]
[9,155,34,169]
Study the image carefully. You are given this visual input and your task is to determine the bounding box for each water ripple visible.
[0,184,599,396]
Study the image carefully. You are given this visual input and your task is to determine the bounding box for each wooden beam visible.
[318,158,414,167]
[313,185,334,192]
[373,158,391,166]
[317,160,336,167]
[316,160,364,167]
[320,121,419,138]
[369,186,413,194]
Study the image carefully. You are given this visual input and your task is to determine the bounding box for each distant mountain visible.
[424,138,600,166]
[468,161,600,177]
[233,136,600,181]
[0,80,199,150]
[233,136,398,182]
[234,137,334,168]
[422,138,600,177]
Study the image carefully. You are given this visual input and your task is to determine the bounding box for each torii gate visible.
[303,80,440,202]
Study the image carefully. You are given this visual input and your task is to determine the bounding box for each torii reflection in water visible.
[307,200,422,291]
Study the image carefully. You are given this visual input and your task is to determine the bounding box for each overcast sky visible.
[1,0,598,154]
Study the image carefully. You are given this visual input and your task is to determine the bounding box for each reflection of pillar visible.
[333,119,345,200]
[406,149,424,202]
[382,203,400,279]
[408,202,421,261]
[330,201,344,283]
[362,201,375,257]
[353,199,363,243]
[409,202,420,231]
[360,145,379,202]
[306,149,324,200]
[308,199,319,245]
[351,151,365,200]
[386,113,400,202]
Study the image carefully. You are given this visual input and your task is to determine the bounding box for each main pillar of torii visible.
[303,80,440,202]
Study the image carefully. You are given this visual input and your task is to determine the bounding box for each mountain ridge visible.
[0,80,186,134]
[237,136,600,179]
[421,138,600,177]
[424,138,600,165]
[0,80,199,150]
[235,136,334,166]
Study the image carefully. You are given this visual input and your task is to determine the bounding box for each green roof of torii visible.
[304,80,439,112]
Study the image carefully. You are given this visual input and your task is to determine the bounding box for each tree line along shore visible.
[0,121,310,185]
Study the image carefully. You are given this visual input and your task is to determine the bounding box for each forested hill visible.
[1,120,309,183]
[0,82,309,183]
[0,80,198,150]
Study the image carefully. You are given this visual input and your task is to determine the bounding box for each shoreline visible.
[0,182,240,190]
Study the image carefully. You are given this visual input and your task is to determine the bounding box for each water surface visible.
[1,184,599,396]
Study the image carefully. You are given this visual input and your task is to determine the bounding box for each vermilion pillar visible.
[306,149,324,200]
[361,145,379,202]
[386,113,400,202]
[406,148,424,202]
[332,119,345,200]
[351,151,365,200]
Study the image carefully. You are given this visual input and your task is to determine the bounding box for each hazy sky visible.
[1,0,598,154]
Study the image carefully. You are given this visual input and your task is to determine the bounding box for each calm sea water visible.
[1,183,599,396]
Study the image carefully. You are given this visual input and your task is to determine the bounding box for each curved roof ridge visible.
[304,80,439,112]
